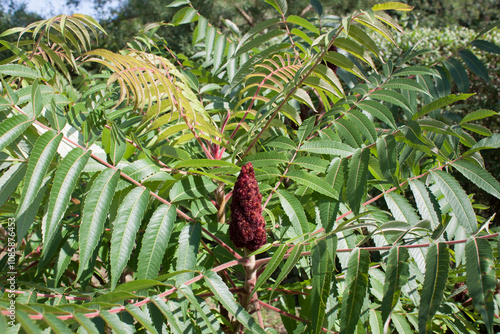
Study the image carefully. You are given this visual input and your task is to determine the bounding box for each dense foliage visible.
[1,0,500,333]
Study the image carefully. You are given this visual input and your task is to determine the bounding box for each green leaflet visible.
[381,246,410,323]
[126,304,158,334]
[310,236,337,334]
[287,15,319,35]
[43,313,73,334]
[276,189,309,237]
[178,286,221,333]
[287,170,337,198]
[377,135,399,189]
[334,117,363,148]
[384,192,420,225]
[151,297,185,334]
[292,156,329,173]
[409,180,440,229]
[326,157,348,197]
[297,117,315,144]
[252,244,288,295]
[110,187,150,290]
[77,169,120,281]
[54,231,78,285]
[346,148,370,215]
[340,248,370,334]
[357,100,397,129]
[0,163,27,209]
[212,35,227,74]
[381,78,432,96]
[0,64,42,79]
[169,175,217,202]
[370,89,413,115]
[43,148,90,250]
[443,58,469,93]
[241,151,290,167]
[458,49,489,81]
[16,131,63,219]
[346,110,377,144]
[0,114,33,154]
[110,122,126,165]
[431,170,477,234]
[419,243,449,334]
[300,140,355,157]
[100,310,135,334]
[171,7,198,25]
[412,93,474,120]
[137,204,177,279]
[392,66,440,78]
[174,158,239,169]
[265,0,287,15]
[74,313,100,334]
[451,160,500,200]
[204,270,266,334]
[465,238,496,334]
[233,29,284,58]
[271,243,305,295]
[175,222,201,286]
[17,182,49,246]
[471,39,500,54]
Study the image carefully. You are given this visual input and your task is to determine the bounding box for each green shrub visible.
[0,1,499,333]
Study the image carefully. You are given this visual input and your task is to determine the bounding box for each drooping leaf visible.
[465,237,496,334]
[419,243,449,334]
[431,170,477,234]
[150,297,185,334]
[334,118,363,148]
[339,248,370,334]
[458,50,489,81]
[357,100,396,129]
[110,122,127,165]
[16,131,63,218]
[175,222,201,286]
[43,148,90,250]
[382,246,410,323]
[451,160,500,200]
[271,243,305,293]
[311,236,337,334]
[346,110,377,144]
[178,286,221,333]
[204,270,266,334]
[346,148,370,215]
[125,304,159,334]
[43,313,73,334]
[110,187,150,290]
[409,180,440,229]
[77,169,120,280]
[384,192,420,225]
[276,189,309,237]
[377,135,399,188]
[137,204,177,279]
[443,58,469,93]
[17,182,49,245]
[0,163,27,209]
[252,244,288,295]
[100,310,135,334]
[265,0,288,15]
